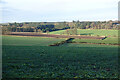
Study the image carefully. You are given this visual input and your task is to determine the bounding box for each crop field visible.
[9,32,105,40]
[2,36,65,46]
[2,34,119,78]
[72,37,118,44]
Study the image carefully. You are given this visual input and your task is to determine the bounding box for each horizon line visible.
[0,20,118,24]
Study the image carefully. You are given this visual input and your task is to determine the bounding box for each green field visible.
[72,37,118,44]
[50,29,118,37]
[2,35,119,78]
[50,29,119,45]
[2,36,65,46]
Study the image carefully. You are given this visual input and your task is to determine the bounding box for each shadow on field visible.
[49,38,75,46]
[80,33,93,35]
[102,37,107,40]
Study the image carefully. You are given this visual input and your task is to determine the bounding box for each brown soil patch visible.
[8,32,105,40]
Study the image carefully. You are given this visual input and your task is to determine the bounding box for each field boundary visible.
[8,32,105,40]
[49,38,74,46]
[68,42,120,46]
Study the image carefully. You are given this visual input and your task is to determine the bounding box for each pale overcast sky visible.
[0,0,119,23]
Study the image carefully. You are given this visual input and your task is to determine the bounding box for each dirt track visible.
[8,32,105,40]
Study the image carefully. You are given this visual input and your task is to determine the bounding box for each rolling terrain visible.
[2,30,119,78]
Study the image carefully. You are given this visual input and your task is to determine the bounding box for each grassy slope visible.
[50,29,119,44]
[50,29,118,36]
[50,30,66,35]
[2,36,118,78]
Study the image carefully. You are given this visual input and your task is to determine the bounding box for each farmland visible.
[2,30,119,78]
[50,29,119,45]
[50,29,118,37]
[72,37,118,45]
[1,1,119,79]
[2,36,65,46]
[9,32,105,40]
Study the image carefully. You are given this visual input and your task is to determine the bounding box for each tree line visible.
[1,20,119,34]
